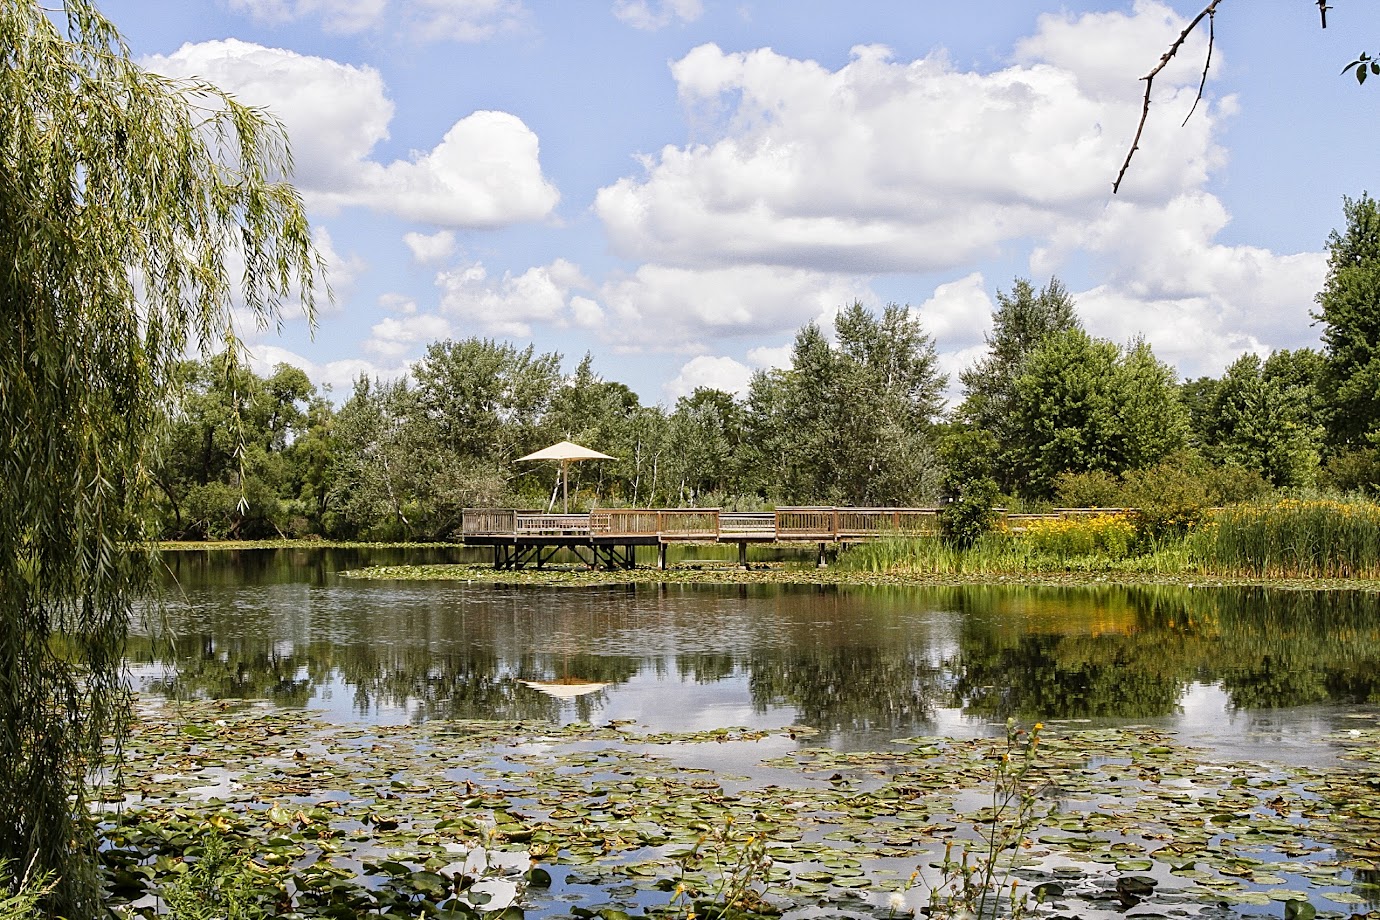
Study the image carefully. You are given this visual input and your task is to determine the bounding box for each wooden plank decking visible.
[462,506,1123,542]
[460,506,1128,570]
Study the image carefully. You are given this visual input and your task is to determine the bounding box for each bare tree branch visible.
[1113,0,1223,195]
[1180,6,1216,127]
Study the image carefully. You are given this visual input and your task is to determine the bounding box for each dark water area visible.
[135,548,1380,763]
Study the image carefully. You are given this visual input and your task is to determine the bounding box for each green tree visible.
[155,358,324,539]
[1202,353,1322,487]
[958,278,1081,492]
[744,304,945,505]
[665,388,745,504]
[0,0,321,912]
[1315,192,1380,449]
[1006,330,1187,498]
[545,354,640,504]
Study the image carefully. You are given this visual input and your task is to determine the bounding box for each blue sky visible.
[103,0,1380,406]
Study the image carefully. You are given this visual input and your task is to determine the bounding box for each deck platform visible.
[460,507,1126,570]
[460,506,1123,570]
[461,506,944,570]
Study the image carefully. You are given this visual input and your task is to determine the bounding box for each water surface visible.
[135,548,1380,763]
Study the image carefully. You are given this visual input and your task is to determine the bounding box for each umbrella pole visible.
[562,460,569,514]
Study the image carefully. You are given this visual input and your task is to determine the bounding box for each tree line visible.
[157,193,1380,543]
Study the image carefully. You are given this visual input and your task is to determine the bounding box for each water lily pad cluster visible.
[100,699,1380,919]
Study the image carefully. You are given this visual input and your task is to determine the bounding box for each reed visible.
[840,514,1151,575]
[1188,498,1380,578]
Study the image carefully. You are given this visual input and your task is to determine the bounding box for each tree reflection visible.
[135,559,1380,732]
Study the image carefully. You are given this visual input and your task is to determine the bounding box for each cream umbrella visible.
[516,440,615,513]
[519,678,609,699]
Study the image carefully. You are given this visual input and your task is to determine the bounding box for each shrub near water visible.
[841,514,1140,574]
[1020,514,1137,563]
[1189,498,1380,578]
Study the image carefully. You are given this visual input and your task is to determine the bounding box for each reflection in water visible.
[132,550,1380,755]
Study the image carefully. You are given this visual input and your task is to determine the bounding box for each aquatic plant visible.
[924,721,1045,920]
[161,832,269,920]
[668,814,776,919]
[0,861,54,920]
[1019,513,1136,562]
[1189,497,1380,578]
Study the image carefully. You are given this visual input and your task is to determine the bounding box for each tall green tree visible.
[1315,192,1380,448]
[664,388,745,503]
[0,0,321,912]
[959,278,1080,431]
[958,278,1082,492]
[1202,352,1323,488]
[1006,330,1187,498]
[743,304,946,505]
[156,358,321,539]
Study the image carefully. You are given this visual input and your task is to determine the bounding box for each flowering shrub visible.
[1020,514,1137,561]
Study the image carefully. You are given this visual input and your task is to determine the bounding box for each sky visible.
[100,0,1380,408]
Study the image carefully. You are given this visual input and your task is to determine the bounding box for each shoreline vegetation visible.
[161,498,1380,592]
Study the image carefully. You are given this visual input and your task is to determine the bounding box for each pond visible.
[112,548,1380,920]
[139,547,1380,764]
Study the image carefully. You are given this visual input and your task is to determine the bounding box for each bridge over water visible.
[461,507,1112,570]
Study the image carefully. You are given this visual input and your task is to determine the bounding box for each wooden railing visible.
[588,509,721,539]
[590,509,662,536]
[463,508,520,536]
[463,507,1125,541]
[658,510,720,540]
[834,507,941,539]
[719,512,775,537]
[774,507,838,540]
[515,513,590,536]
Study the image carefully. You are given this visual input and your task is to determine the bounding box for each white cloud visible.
[227,0,526,41]
[745,343,792,370]
[595,3,1220,274]
[435,259,590,338]
[570,296,605,328]
[613,0,702,30]
[1047,193,1327,378]
[245,343,406,398]
[913,273,994,350]
[665,355,753,400]
[365,313,456,358]
[1012,0,1209,100]
[356,111,559,226]
[143,41,558,228]
[594,264,874,350]
[404,230,457,265]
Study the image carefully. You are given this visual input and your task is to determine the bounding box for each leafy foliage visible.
[958,278,1080,493]
[1315,192,1380,448]
[1005,331,1187,498]
[1198,352,1323,487]
[0,0,320,912]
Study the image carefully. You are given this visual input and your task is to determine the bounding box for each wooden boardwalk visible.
[461,507,1119,570]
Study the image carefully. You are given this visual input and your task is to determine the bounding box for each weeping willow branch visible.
[0,0,323,914]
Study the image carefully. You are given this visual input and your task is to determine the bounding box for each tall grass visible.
[1188,498,1380,578]
[844,500,1380,579]
[839,515,1164,575]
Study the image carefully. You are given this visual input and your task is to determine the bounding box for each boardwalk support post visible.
[738,541,748,570]
[817,542,827,568]
[658,543,667,571]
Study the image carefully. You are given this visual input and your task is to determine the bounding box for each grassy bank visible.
[164,499,1380,591]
